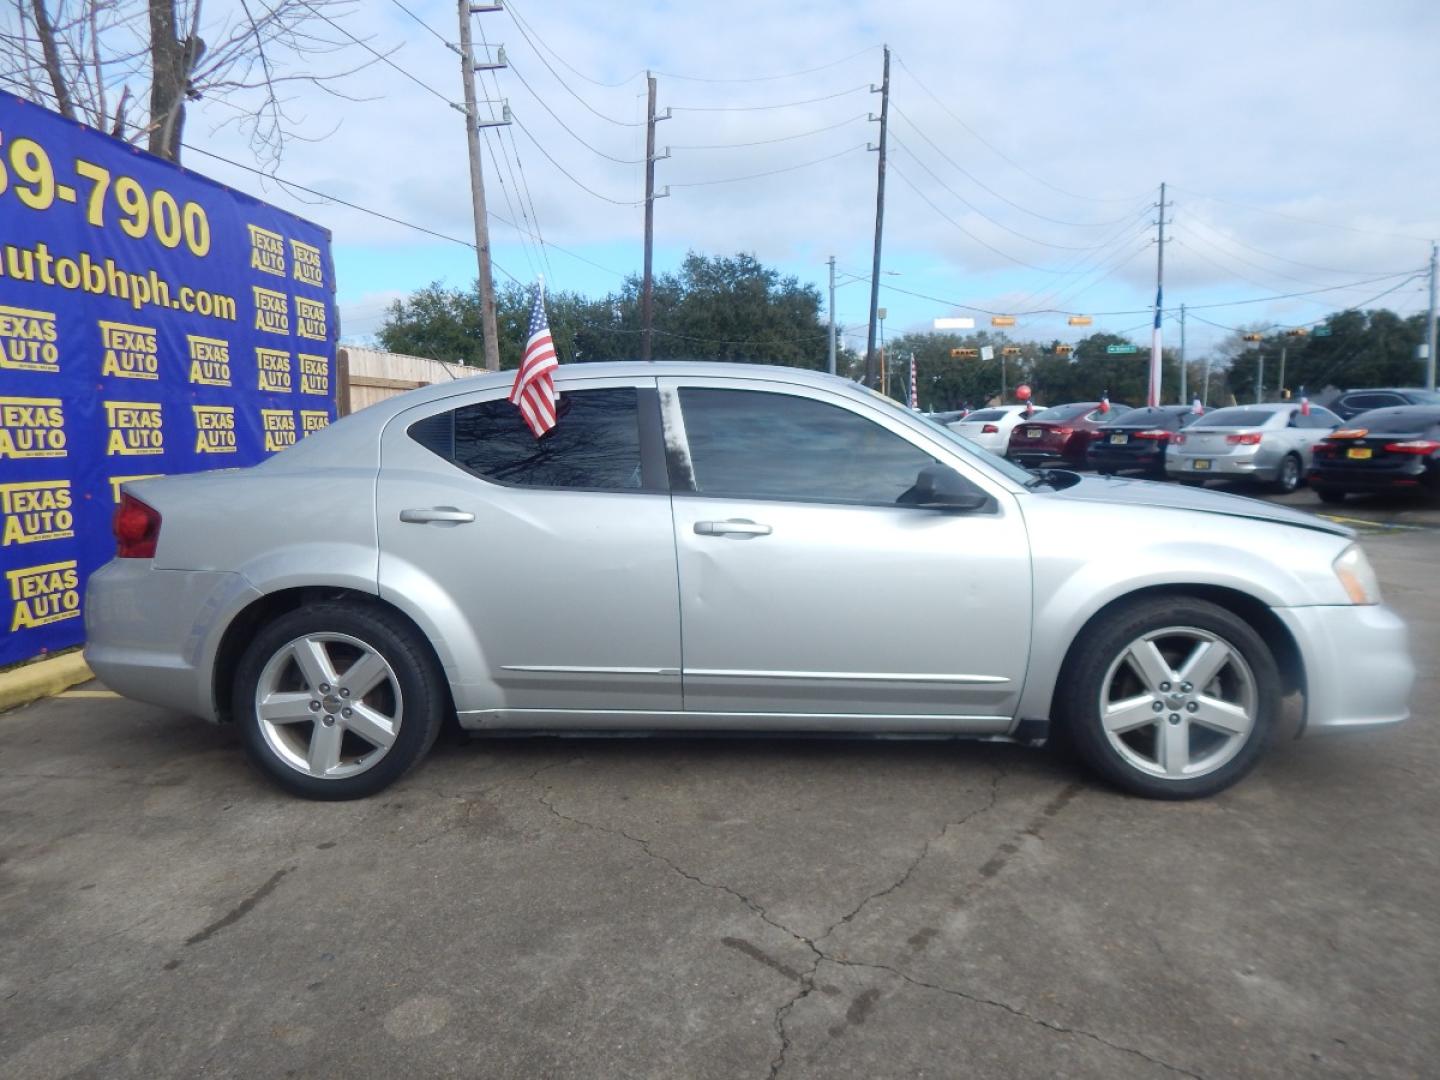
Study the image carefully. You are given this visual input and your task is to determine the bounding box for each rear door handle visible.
[400,506,475,525]
[694,518,772,537]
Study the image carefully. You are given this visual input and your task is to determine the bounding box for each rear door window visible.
[410,387,647,490]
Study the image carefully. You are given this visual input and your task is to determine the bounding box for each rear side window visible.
[964,409,1007,422]
[1197,408,1277,427]
[677,387,933,505]
[1106,407,1178,429]
[1343,393,1401,411]
[1027,404,1093,423]
[411,387,644,490]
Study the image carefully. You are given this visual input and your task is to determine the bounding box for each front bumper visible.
[84,559,259,721]
[1275,603,1414,734]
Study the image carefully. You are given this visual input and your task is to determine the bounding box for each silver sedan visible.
[85,363,1413,801]
[1166,402,1341,492]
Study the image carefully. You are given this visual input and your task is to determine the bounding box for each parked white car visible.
[948,405,1047,456]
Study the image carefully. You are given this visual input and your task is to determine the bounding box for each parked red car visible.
[1007,402,1132,468]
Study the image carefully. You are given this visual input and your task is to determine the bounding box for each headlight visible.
[1333,544,1381,605]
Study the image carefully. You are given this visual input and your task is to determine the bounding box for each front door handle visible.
[694,519,772,537]
[400,506,475,525]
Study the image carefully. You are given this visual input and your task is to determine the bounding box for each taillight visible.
[1172,433,1186,445]
[981,423,999,434]
[1383,440,1440,455]
[1134,429,1170,441]
[1311,442,1334,455]
[1333,428,1368,439]
[113,493,161,558]
[1055,427,1073,437]
[1226,432,1263,445]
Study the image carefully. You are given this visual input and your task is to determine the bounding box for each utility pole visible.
[1257,349,1265,405]
[641,74,670,362]
[1178,303,1187,403]
[1278,345,1287,403]
[456,1,508,371]
[1148,181,1168,406]
[864,46,890,389]
[827,256,837,375]
[1426,241,1437,391]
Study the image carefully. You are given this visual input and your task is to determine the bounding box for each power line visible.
[504,0,646,88]
[873,269,1425,319]
[511,114,643,205]
[507,60,645,163]
[1186,274,1427,333]
[890,106,1144,229]
[386,0,450,47]
[889,132,1130,252]
[669,144,868,188]
[889,163,1073,274]
[1169,185,1431,244]
[1180,213,1412,278]
[502,2,645,125]
[670,114,868,150]
[669,85,871,112]
[892,53,1148,206]
[654,46,881,83]
[291,0,454,106]
[180,143,523,283]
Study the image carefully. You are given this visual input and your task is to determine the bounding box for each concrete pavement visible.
[1,529,1436,1078]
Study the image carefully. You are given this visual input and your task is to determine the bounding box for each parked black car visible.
[1329,388,1440,421]
[1086,405,1204,478]
[1309,405,1440,502]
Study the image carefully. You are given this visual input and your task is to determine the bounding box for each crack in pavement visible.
[823,955,1205,1080]
[529,768,1196,1079]
[815,765,1007,946]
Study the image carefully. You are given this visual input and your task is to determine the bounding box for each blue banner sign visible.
[0,93,336,665]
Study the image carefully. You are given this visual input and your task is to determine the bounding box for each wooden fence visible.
[335,346,483,415]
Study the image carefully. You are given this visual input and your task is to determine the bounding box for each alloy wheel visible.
[254,633,403,780]
[1098,627,1257,780]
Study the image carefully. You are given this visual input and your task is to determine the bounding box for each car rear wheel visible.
[234,603,447,800]
[1057,597,1279,799]
[1272,453,1302,494]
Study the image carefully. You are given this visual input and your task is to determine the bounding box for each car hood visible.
[1037,475,1352,537]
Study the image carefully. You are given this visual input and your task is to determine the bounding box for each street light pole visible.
[827,255,837,375]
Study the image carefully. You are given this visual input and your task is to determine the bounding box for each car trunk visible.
[1180,427,1261,456]
[1316,429,1436,471]
[1012,422,1069,451]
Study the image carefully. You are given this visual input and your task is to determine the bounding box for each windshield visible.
[1195,407,1278,428]
[1347,406,1440,432]
[906,405,1038,485]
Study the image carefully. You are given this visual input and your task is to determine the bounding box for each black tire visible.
[233,602,447,800]
[1056,597,1280,800]
[1272,453,1303,494]
[1315,487,1347,504]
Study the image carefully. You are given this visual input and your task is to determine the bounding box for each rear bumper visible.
[1310,462,1434,493]
[84,559,259,722]
[1087,446,1164,471]
[1167,452,1270,480]
[1275,603,1414,734]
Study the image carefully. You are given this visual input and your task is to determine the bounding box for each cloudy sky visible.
[176,0,1438,358]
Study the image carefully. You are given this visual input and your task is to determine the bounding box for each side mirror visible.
[909,464,991,512]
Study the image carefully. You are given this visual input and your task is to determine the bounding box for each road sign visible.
[1105,344,1139,355]
[991,315,1016,327]
[980,346,994,361]
[933,317,975,330]
[1312,325,1333,337]
[1067,315,1093,326]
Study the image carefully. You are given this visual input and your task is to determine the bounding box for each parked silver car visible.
[1166,402,1341,492]
[86,364,1413,801]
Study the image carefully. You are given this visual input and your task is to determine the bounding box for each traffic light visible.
[1055,344,1073,356]
[1067,316,1093,327]
[949,348,979,359]
[1242,333,1263,342]
[1284,328,1309,338]
[1001,346,1022,357]
[991,316,1016,327]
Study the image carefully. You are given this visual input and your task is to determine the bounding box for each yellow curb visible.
[0,652,94,714]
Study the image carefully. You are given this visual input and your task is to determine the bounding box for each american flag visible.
[509,283,559,437]
[909,355,919,410]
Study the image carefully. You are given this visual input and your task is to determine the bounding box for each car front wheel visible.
[1057,597,1279,799]
[234,603,447,800]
